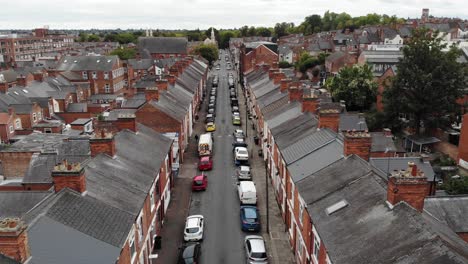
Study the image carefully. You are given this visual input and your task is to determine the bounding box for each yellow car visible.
[206,122,216,132]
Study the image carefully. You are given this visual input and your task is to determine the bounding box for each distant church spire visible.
[211,28,215,41]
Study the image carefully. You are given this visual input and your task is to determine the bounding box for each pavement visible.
[155,50,295,264]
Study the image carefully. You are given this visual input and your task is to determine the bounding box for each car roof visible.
[182,243,198,259]
[246,236,266,252]
[186,215,203,227]
[236,147,247,151]
[193,174,205,180]
[200,156,210,161]
[240,166,250,171]
[207,122,214,125]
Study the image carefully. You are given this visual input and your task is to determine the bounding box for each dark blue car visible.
[240,206,260,232]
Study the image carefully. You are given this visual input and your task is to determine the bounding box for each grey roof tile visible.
[56,55,119,71]
[138,37,188,58]
[424,196,468,233]
[0,191,52,218]
[282,128,337,164]
[339,113,368,131]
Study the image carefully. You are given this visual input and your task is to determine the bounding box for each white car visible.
[184,215,204,242]
[235,147,249,161]
[245,235,268,263]
[233,129,245,139]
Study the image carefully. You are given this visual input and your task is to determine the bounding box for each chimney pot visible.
[343,131,372,161]
[0,218,30,263]
[90,130,116,157]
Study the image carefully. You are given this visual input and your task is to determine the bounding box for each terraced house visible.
[244,65,468,264]
[0,120,174,264]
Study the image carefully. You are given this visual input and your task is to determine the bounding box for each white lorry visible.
[198,133,213,156]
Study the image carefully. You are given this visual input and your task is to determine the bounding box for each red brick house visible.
[137,37,188,59]
[0,108,21,143]
[458,113,468,169]
[376,66,396,112]
[240,42,278,74]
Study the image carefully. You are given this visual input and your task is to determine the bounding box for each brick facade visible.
[51,163,86,193]
[318,110,340,132]
[0,219,30,262]
[343,131,372,161]
[0,151,35,178]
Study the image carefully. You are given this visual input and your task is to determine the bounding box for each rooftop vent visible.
[96,60,100,63]
[326,199,349,215]
[22,89,28,93]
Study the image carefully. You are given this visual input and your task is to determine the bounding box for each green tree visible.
[383,28,466,134]
[256,27,272,37]
[301,14,322,35]
[325,64,377,111]
[295,52,320,74]
[110,47,136,60]
[239,26,249,37]
[87,34,100,42]
[278,61,292,68]
[192,44,219,65]
[443,176,468,195]
[248,26,256,36]
[219,31,235,49]
[274,22,289,38]
[78,32,88,42]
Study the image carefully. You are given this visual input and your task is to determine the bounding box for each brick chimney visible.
[116,113,136,132]
[318,107,340,132]
[387,162,430,212]
[144,87,159,101]
[280,79,291,92]
[32,72,44,82]
[302,97,320,113]
[273,72,285,85]
[0,218,30,263]
[268,69,277,79]
[16,74,28,87]
[383,128,392,137]
[90,129,116,157]
[343,130,372,161]
[156,79,168,91]
[271,61,279,70]
[167,75,176,85]
[289,86,302,102]
[169,67,179,78]
[51,160,86,193]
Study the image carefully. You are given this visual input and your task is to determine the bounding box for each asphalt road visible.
[189,50,247,264]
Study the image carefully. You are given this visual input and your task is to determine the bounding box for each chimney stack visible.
[51,160,86,193]
[271,61,279,70]
[90,129,116,157]
[318,105,341,132]
[268,69,277,79]
[383,128,392,137]
[280,79,291,92]
[288,86,303,102]
[116,113,137,132]
[387,162,430,212]
[169,67,179,78]
[167,75,176,85]
[144,87,159,102]
[302,97,320,114]
[156,79,168,91]
[273,72,285,85]
[343,130,372,161]
[0,218,30,263]
[32,72,44,82]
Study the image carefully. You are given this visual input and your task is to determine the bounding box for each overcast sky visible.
[0,0,466,30]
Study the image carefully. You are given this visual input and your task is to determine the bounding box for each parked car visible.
[238,181,257,205]
[198,156,213,171]
[216,65,220,70]
[208,103,215,109]
[205,114,215,123]
[184,215,204,241]
[233,129,245,139]
[234,147,249,161]
[232,106,239,113]
[237,165,251,180]
[240,206,260,232]
[209,98,216,104]
[206,122,216,132]
[178,243,201,264]
[244,235,268,263]
[208,108,216,116]
[232,116,241,125]
[231,98,239,106]
[192,174,208,191]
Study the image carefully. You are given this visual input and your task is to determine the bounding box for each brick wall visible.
[0,151,35,178]
[458,232,468,243]
[318,111,340,132]
[457,114,468,166]
[136,104,181,134]
[343,132,372,161]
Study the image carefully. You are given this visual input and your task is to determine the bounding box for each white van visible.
[238,181,257,205]
[198,133,213,156]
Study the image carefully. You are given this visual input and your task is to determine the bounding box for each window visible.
[299,200,304,226]
[104,71,109,79]
[150,184,155,211]
[105,84,110,93]
[92,71,97,79]
[9,125,14,133]
[296,231,303,260]
[155,178,161,197]
[129,234,136,261]
[15,119,21,129]
[82,71,88,79]
[32,113,37,122]
[37,112,42,121]
[137,214,144,242]
[312,227,321,263]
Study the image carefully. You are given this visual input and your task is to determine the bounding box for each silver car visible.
[237,165,251,180]
[245,235,268,263]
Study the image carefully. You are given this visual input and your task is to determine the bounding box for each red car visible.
[192,174,208,191]
[198,156,213,171]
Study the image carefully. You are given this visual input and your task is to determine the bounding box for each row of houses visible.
[243,64,468,264]
[0,37,208,263]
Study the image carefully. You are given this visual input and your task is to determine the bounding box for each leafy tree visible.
[248,26,256,36]
[219,31,235,49]
[192,44,219,65]
[87,34,100,42]
[274,22,289,38]
[256,27,272,37]
[78,32,88,42]
[301,14,322,35]
[295,52,320,73]
[325,64,377,111]
[443,176,468,195]
[383,28,466,134]
[110,47,136,60]
[278,61,292,68]
[204,27,219,42]
[239,26,249,37]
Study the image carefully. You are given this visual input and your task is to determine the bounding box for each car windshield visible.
[238,150,248,155]
[182,245,196,259]
[194,180,204,185]
[251,252,267,259]
[244,208,257,219]
[186,227,199,233]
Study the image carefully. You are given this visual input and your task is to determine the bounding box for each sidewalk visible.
[237,84,295,264]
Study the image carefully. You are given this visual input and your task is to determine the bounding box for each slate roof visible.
[66,103,88,113]
[325,51,346,62]
[0,69,18,83]
[103,109,137,121]
[47,91,70,100]
[256,87,287,111]
[360,50,403,63]
[60,71,86,81]
[265,102,302,129]
[369,157,436,180]
[282,128,337,164]
[370,132,397,152]
[70,118,92,125]
[127,59,155,70]
[56,55,119,71]
[11,104,33,114]
[424,196,468,233]
[0,254,20,264]
[298,155,468,264]
[271,113,318,150]
[138,37,188,57]
[0,191,52,218]
[288,140,343,182]
[339,113,368,131]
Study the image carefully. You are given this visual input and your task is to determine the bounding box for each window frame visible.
[312,226,321,263]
